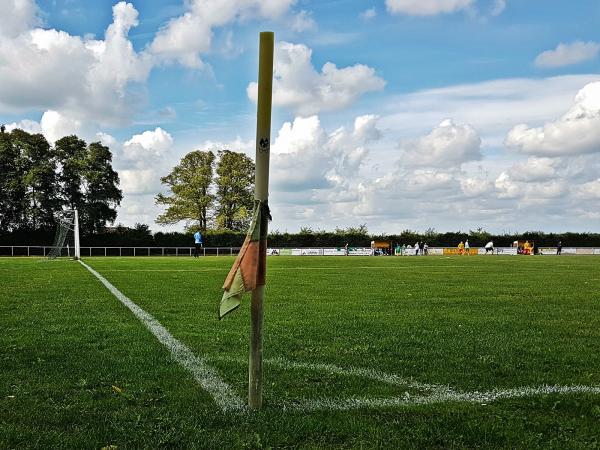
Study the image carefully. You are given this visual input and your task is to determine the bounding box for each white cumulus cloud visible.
[119,169,162,195]
[40,110,82,144]
[5,119,42,134]
[0,2,152,126]
[400,119,481,167]
[385,0,473,16]
[291,10,316,32]
[269,115,380,193]
[535,41,600,68]
[508,157,557,182]
[247,42,385,115]
[115,127,174,196]
[0,0,40,38]
[460,177,493,197]
[506,82,600,156]
[122,127,173,168]
[576,178,600,199]
[149,0,295,68]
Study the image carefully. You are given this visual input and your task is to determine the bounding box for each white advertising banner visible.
[562,248,577,254]
[349,248,374,256]
[323,248,346,256]
[576,248,594,255]
[496,247,518,255]
[428,248,444,255]
[539,248,556,255]
[594,249,600,255]
[292,248,323,256]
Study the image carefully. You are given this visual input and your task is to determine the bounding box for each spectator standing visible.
[193,230,203,258]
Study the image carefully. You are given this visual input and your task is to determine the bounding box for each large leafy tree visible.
[81,142,122,233]
[0,129,121,234]
[11,129,59,230]
[55,135,87,211]
[155,150,215,231]
[214,150,254,231]
[54,135,122,234]
[0,127,25,231]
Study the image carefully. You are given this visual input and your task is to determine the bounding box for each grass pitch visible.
[1,255,599,448]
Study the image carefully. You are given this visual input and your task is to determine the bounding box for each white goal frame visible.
[48,209,80,260]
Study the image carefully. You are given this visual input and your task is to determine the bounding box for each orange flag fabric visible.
[219,200,269,319]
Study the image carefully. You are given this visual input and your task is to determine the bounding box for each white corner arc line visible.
[281,384,600,411]
[79,260,245,412]
[209,355,448,393]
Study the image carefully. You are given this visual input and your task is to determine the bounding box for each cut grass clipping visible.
[1,256,599,448]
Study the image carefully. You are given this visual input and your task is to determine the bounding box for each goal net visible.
[48,209,80,259]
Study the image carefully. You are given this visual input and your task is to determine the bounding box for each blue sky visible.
[1,0,600,234]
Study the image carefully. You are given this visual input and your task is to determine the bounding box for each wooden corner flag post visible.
[249,31,274,410]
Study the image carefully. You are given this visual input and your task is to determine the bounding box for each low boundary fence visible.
[1,246,600,257]
[0,246,241,257]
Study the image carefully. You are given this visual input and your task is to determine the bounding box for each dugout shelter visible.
[371,240,392,255]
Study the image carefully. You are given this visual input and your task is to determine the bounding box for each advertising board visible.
[292,248,323,256]
[349,248,374,256]
[323,248,346,256]
[443,248,478,256]
[496,247,518,255]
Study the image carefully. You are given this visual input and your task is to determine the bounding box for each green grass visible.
[1,255,599,449]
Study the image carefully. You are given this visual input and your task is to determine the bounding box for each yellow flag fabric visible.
[219,201,268,319]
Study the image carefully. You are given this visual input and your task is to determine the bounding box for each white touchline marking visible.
[281,384,600,411]
[79,260,245,412]
[209,355,449,393]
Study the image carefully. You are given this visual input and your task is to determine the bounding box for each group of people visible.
[457,240,471,255]
[516,240,534,255]
[396,242,429,255]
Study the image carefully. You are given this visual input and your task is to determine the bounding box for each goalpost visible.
[48,209,80,260]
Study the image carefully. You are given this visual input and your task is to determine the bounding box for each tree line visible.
[0,127,121,235]
[3,223,599,248]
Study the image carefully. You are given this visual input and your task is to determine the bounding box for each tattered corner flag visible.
[219,200,270,319]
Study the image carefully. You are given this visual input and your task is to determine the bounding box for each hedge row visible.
[1,227,600,248]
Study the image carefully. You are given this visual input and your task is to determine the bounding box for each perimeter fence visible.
[0,246,241,257]
[1,246,600,257]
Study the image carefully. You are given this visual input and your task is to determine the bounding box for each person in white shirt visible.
[485,241,494,254]
[464,240,470,255]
